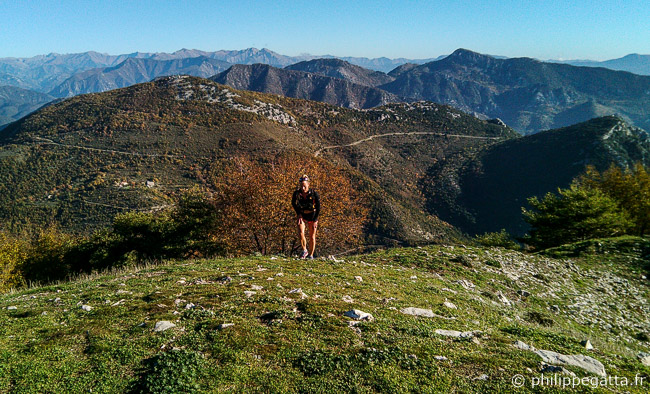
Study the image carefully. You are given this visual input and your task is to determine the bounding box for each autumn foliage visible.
[208,152,370,256]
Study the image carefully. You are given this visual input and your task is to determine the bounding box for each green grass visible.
[1,240,649,392]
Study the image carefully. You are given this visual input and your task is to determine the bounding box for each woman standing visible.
[291,175,320,259]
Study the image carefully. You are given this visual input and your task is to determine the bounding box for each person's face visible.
[301,181,309,192]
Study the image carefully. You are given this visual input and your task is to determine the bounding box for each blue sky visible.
[2,0,649,60]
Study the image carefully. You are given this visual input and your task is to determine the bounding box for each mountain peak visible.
[447,48,494,62]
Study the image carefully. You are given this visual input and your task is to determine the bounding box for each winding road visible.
[313,131,503,157]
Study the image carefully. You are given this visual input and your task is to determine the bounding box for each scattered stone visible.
[243,291,256,298]
[435,329,479,338]
[53,298,61,303]
[434,356,448,361]
[638,352,650,366]
[344,309,374,321]
[217,276,233,284]
[401,307,435,317]
[550,305,560,313]
[288,288,308,299]
[475,374,489,381]
[275,272,284,277]
[441,288,458,294]
[342,295,354,303]
[184,303,196,309]
[471,337,481,345]
[354,276,363,282]
[81,305,93,312]
[496,291,512,306]
[6,306,17,311]
[408,354,417,360]
[251,285,263,290]
[513,340,535,351]
[111,299,126,307]
[541,363,576,376]
[581,340,594,350]
[410,275,417,280]
[443,301,457,309]
[328,255,344,263]
[41,311,47,316]
[153,321,176,332]
[218,323,234,330]
[455,280,475,289]
[116,290,132,295]
[534,349,606,377]
[517,290,531,297]
[381,297,397,304]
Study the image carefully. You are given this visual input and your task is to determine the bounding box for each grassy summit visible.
[1,238,648,392]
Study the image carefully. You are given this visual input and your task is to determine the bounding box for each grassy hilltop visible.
[1,237,649,392]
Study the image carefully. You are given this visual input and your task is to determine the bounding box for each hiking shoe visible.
[300,250,309,259]
[309,255,314,260]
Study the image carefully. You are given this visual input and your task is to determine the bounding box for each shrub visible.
[0,232,27,291]
[522,183,632,250]
[475,229,519,249]
[133,349,207,393]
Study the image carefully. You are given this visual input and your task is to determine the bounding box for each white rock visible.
[218,323,234,330]
[184,303,196,309]
[581,339,594,350]
[455,280,475,289]
[354,276,363,282]
[81,305,93,311]
[251,285,264,290]
[344,309,374,321]
[434,355,448,361]
[638,352,650,366]
[496,291,512,306]
[435,329,478,338]
[443,301,457,309]
[243,291,256,298]
[153,321,176,332]
[342,295,354,303]
[534,349,606,377]
[513,340,536,351]
[401,307,435,317]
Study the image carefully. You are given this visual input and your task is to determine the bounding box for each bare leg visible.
[298,217,307,253]
[308,221,318,257]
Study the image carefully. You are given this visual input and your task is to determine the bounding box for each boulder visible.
[153,321,176,332]
[344,309,374,321]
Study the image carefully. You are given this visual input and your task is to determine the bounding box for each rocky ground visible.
[1,237,649,392]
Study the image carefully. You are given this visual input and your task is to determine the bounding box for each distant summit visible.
[211,64,399,109]
[379,49,650,133]
[285,58,395,87]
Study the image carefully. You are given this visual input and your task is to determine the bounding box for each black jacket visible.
[292,189,320,221]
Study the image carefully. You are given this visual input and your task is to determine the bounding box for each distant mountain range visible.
[553,54,650,76]
[0,86,53,126]
[211,63,400,109]
[1,48,650,134]
[50,57,231,97]
[378,49,650,134]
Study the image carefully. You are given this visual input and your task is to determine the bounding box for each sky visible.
[2,0,649,61]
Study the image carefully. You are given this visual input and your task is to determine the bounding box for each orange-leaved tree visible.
[208,152,369,256]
